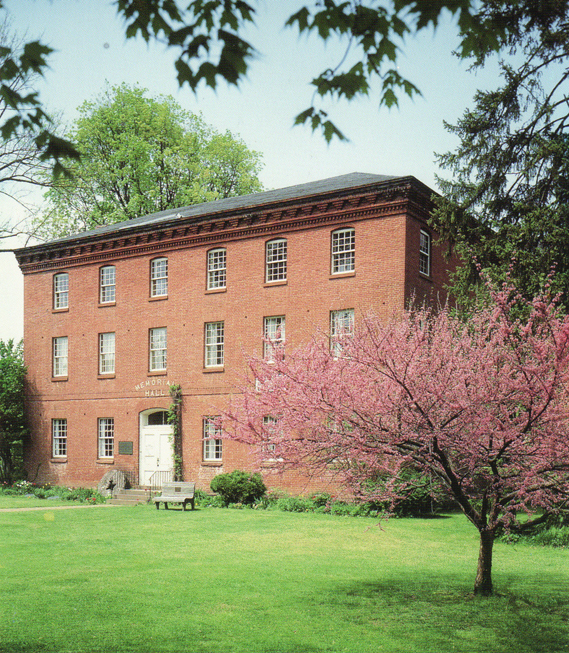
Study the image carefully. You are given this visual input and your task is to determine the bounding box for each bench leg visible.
[155,502,159,510]
[164,502,168,509]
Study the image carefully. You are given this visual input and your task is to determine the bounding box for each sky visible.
[0,0,503,341]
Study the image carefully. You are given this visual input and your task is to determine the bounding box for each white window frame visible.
[149,327,167,371]
[263,315,285,361]
[419,229,431,276]
[330,309,354,356]
[53,273,69,309]
[98,417,114,458]
[52,419,67,458]
[265,238,287,283]
[100,265,116,304]
[53,336,68,377]
[207,248,227,290]
[205,321,224,367]
[331,228,355,274]
[98,332,115,375]
[203,417,223,461]
[150,257,168,297]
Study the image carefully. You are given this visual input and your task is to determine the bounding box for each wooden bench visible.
[153,482,196,511]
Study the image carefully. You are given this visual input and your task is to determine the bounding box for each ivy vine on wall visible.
[167,384,183,481]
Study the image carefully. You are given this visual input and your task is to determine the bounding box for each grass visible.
[0,503,568,653]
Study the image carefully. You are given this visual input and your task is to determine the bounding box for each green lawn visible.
[1,503,567,653]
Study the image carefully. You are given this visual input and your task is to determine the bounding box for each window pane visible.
[53,273,69,309]
[263,316,285,360]
[52,419,67,457]
[150,258,168,297]
[330,309,354,355]
[98,417,114,458]
[207,249,226,290]
[203,417,222,460]
[99,332,115,374]
[266,239,287,282]
[149,328,167,371]
[100,266,116,303]
[419,230,431,276]
[147,411,168,426]
[205,322,224,367]
[53,336,68,377]
[332,229,355,274]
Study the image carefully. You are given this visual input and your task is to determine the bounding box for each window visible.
[205,321,224,367]
[419,230,431,276]
[149,328,167,371]
[53,273,69,309]
[98,417,114,458]
[150,257,168,297]
[265,238,287,282]
[263,315,285,361]
[52,419,67,458]
[331,228,355,274]
[203,417,222,461]
[147,411,168,426]
[53,336,68,377]
[98,332,115,375]
[207,248,226,290]
[262,416,279,458]
[100,265,116,303]
[330,309,354,355]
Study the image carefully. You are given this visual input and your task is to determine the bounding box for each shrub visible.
[210,471,267,506]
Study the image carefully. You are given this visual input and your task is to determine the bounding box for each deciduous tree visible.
[33,83,263,240]
[225,280,569,595]
[0,339,27,483]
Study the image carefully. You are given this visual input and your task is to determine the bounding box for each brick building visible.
[15,173,456,493]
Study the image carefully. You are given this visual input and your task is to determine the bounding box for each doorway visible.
[139,409,174,486]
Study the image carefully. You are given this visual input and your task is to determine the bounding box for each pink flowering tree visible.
[224,284,569,595]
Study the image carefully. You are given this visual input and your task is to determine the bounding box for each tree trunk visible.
[474,528,495,596]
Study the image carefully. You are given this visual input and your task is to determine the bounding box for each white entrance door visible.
[139,411,174,486]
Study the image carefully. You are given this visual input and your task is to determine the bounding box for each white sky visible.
[0,0,503,341]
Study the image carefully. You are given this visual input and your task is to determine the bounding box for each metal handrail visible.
[148,469,173,493]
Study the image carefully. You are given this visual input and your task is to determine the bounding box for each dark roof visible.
[42,172,403,247]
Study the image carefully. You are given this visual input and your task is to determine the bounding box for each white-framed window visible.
[207,248,227,290]
[262,415,279,458]
[100,265,116,303]
[52,419,67,458]
[98,332,115,375]
[330,309,354,356]
[53,273,69,309]
[419,229,431,276]
[331,228,355,274]
[203,416,222,461]
[98,417,114,458]
[150,257,168,297]
[205,321,224,367]
[53,336,68,377]
[149,327,167,371]
[263,315,285,361]
[265,238,287,282]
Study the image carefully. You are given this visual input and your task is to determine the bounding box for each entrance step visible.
[109,488,152,506]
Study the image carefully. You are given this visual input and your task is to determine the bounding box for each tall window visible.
[100,265,116,303]
[150,257,168,297]
[265,238,287,282]
[263,315,285,361]
[205,321,224,367]
[53,336,68,377]
[203,417,222,461]
[149,328,167,371]
[331,228,355,274]
[419,230,431,276]
[330,309,354,356]
[99,332,115,375]
[53,273,69,309]
[98,417,114,458]
[207,248,227,290]
[52,419,67,458]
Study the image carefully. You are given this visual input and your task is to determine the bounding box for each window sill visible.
[263,280,287,288]
[201,461,223,466]
[148,370,168,376]
[98,302,116,308]
[203,366,225,374]
[52,307,69,314]
[149,295,168,302]
[96,458,114,465]
[50,457,67,463]
[330,271,355,280]
[51,376,68,382]
[419,272,433,281]
[97,374,116,380]
[205,287,227,295]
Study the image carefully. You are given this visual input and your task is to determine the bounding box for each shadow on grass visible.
[332,574,569,653]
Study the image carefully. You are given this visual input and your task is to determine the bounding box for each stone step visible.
[109,488,152,505]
